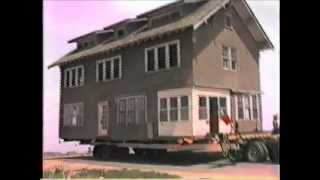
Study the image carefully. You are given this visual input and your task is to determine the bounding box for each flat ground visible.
[43,152,279,180]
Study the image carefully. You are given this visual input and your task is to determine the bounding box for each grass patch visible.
[43,168,180,179]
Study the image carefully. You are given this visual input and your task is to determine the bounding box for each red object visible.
[222,115,233,125]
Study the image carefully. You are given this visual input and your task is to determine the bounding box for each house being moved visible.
[49,0,273,144]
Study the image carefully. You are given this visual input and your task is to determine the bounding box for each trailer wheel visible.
[245,141,266,162]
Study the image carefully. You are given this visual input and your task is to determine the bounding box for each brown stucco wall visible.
[59,28,194,141]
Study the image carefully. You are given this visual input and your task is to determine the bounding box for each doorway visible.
[209,97,219,135]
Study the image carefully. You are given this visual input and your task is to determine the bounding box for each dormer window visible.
[225,15,232,29]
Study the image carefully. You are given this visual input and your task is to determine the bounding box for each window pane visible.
[223,58,229,69]
[252,95,258,119]
[169,43,178,67]
[160,111,168,122]
[170,109,178,121]
[170,97,178,108]
[238,96,244,119]
[223,46,228,57]
[180,108,188,120]
[158,46,166,69]
[244,96,251,119]
[136,97,145,124]
[160,98,167,109]
[77,67,83,85]
[98,63,103,81]
[119,99,126,124]
[65,70,70,87]
[113,58,120,79]
[71,69,76,86]
[199,97,207,107]
[219,97,227,116]
[105,61,111,80]
[147,49,155,71]
[181,96,188,107]
[231,60,237,70]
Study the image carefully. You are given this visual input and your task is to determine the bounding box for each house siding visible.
[59,28,194,141]
[193,7,262,132]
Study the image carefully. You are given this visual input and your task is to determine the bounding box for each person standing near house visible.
[272,114,279,134]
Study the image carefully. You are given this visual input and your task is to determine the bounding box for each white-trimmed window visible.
[64,66,84,88]
[219,97,227,118]
[63,103,84,127]
[117,96,146,125]
[199,96,208,120]
[159,95,189,122]
[96,55,122,82]
[222,46,237,71]
[145,40,180,72]
[236,94,260,120]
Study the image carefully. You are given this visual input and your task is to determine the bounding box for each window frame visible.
[199,96,209,120]
[116,95,147,125]
[235,94,260,121]
[222,46,238,71]
[64,65,85,88]
[158,95,190,123]
[96,55,122,82]
[63,102,84,127]
[145,40,181,73]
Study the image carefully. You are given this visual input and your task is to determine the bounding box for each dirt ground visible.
[43,153,279,180]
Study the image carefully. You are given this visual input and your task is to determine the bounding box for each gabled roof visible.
[49,0,273,69]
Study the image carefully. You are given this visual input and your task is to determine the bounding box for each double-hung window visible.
[64,66,84,88]
[222,46,237,71]
[145,40,180,72]
[96,56,122,82]
[159,96,189,122]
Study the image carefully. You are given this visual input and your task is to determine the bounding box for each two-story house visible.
[48,0,273,144]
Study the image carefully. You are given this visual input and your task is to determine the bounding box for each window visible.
[160,98,168,122]
[96,56,122,82]
[237,95,244,119]
[170,97,178,121]
[119,99,126,124]
[244,95,251,120]
[199,96,208,120]
[127,98,136,124]
[222,46,237,71]
[219,97,227,118]
[117,96,146,125]
[63,103,84,127]
[64,66,84,88]
[159,96,189,122]
[252,95,259,119]
[147,49,155,71]
[225,16,232,29]
[180,96,189,120]
[145,40,180,72]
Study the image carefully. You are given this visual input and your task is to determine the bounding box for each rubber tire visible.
[245,141,266,162]
[257,141,269,161]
